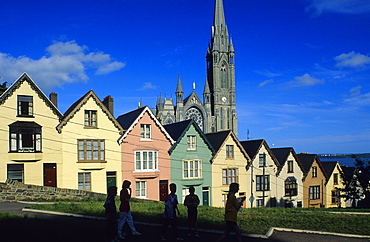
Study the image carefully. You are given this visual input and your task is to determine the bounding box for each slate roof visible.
[116,106,174,144]
[297,153,328,180]
[322,161,339,177]
[56,90,123,134]
[271,147,305,175]
[163,119,214,155]
[0,73,62,118]
[240,139,280,170]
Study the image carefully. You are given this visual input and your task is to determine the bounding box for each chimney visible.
[49,92,58,108]
[103,95,114,115]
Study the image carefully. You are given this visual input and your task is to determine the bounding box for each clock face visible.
[222,97,227,103]
[185,107,203,130]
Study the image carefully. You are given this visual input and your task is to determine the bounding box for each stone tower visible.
[156,0,237,135]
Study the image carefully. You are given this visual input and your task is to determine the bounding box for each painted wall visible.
[0,80,62,186]
[120,111,172,201]
[169,124,213,206]
[325,164,346,208]
[246,145,279,208]
[303,159,326,208]
[276,152,304,208]
[59,96,122,194]
[211,135,249,207]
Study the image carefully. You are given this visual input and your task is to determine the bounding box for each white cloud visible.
[335,51,370,68]
[258,79,273,87]
[292,73,324,86]
[0,40,125,91]
[138,82,158,90]
[344,85,370,107]
[307,0,370,16]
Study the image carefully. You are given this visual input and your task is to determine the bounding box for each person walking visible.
[184,186,200,238]
[217,183,244,242]
[104,186,118,242]
[160,183,183,241]
[117,180,141,240]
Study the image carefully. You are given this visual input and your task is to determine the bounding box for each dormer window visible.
[84,110,97,128]
[17,95,33,117]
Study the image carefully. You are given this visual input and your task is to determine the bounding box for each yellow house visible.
[205,131,250,207]
[241,139,281,207]
[322,161,346,208]
[297,154,328,208]
[0,73,63,186]
[56,90,124,193]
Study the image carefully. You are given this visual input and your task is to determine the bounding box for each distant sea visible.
[319,153,370,167]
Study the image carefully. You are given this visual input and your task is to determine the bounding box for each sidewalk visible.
[1,201,370,242]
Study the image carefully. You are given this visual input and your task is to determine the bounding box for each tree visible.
[0,81,7,95]
[355,159,370,208]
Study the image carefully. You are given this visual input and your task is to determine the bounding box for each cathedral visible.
[155,0,237,135]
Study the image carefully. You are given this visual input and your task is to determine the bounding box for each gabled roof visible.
[183,91,202,106]
[271,147,305,175]
[116,106,174,145]
[341,165,357,184]
[322,161,343,185]
[164,119,214,155]
[297,153,328,181]
[0,73,62,118]
[205,130,250,163]
[240,139,280,170]
[56,90,123,134]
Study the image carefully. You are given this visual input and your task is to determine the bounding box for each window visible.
[256,199,263,207]
[331,190,339,204]
[9,121,41,153]
[222,168,238,185]
[287,160,294,173]
[182,188,190,203]
[78,140,105,162]
[17,95,33,116]
[312,166,318,178]
[334,173,339,185]
[222,193,228,207]
[78,172,91,190]
[84,110,97,127]
[226,145,234,158]
[140,124,151,139]
[309,186,320,200]
[183,160,202,179]
[259,153,266,167]
[7,164,24,182]
[135,151,158,171]
[256,175,270,191]
[136,181,146,198]
[187,135,196,150]
[285,177,297,196]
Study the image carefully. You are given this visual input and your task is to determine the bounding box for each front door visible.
[159,180,168,201]
[202,187,210,206]
[44,163,57,187]
[106,171,117,192]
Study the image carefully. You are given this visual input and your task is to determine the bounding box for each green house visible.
[164,119,214,206]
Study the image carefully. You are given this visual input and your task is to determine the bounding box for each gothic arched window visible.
[220,63,227,88]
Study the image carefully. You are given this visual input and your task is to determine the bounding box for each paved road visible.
[0,202,368,242]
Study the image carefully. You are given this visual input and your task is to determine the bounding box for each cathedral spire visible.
[214,0,226,28]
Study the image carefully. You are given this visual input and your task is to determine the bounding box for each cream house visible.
[241,139,281,207]
[272,147,305,208]
[205,131,250,207]
[56,90,124,193]
[0,73,63,186]
[322,161,346,208]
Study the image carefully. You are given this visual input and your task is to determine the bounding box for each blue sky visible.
[1,0,369,154]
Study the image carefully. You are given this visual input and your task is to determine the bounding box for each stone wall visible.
[0,179,106,201]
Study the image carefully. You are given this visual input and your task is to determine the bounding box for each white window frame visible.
[140,124,151,140]
[78,172,91,191]
[182,188,190,203]
[84,110,97,127]
[187,135,196,150]
[183,160,202,179]
[135,150,158,171]
[136,181,146,198]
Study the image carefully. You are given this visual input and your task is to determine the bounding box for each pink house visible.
[117,106,174,201]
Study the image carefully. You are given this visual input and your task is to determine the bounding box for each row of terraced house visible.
[0,73,364,208]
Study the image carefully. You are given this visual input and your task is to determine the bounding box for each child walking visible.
[117,180,141,240]
[104,186,117,242]
[184,186,200,238]
[160,183,183,241]
[217,183,244,242]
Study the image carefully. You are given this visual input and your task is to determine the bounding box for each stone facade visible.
[0,179,105,201]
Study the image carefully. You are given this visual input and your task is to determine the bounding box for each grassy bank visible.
[27,198,370,236]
